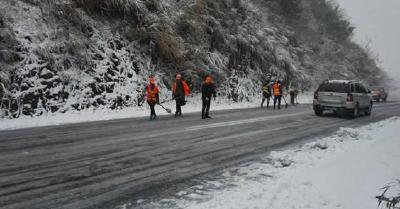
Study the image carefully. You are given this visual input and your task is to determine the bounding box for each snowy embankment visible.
[136,117,400,209]
[0,93,313,131]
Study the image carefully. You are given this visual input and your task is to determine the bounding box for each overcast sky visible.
[335,0,400,80]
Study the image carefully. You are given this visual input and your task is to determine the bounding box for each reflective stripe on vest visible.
[147,90,157,102]
[146,85,158,103]
[262,85,270,94]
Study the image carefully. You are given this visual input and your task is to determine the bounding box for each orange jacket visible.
[172,80,190,96]
[146,84,159,103]
[273,83,282,96]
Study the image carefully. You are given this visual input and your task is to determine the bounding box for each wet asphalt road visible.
[1,101,400,209]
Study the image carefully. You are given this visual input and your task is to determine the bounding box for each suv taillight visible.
[347,93,353,102]
[314,92,319,100]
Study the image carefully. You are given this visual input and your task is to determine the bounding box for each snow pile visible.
[136,117,400,209]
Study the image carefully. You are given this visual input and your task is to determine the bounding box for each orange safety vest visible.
[172,80,190,96]
[273,83,281,96]
[146,84,159,103]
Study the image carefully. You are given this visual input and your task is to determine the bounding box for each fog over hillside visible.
[0,0,386,117]
[335,0,400,97]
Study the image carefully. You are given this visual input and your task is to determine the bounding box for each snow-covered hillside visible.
[0,0,386,118]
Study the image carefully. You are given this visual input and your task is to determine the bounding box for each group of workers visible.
[261,80,284,109]
[145,74,298,121]
[145,73,216,120]
[260,79,299,109]
[1,75,298,120]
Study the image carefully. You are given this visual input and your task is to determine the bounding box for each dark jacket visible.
[202,83,216,98]
[172,80,190,99]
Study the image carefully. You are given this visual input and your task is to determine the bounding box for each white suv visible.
[313,80,373,117]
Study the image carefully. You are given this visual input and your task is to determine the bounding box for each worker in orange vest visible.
[145,76,160,120]
[172,73,190,117]
[272,80,283,110]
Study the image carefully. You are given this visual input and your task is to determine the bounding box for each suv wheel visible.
[315,109,323,116]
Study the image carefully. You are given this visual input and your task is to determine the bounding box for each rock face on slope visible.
[0,0,386,117]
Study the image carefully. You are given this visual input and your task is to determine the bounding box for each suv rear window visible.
[372,87,384,91]
[319,83,349,93]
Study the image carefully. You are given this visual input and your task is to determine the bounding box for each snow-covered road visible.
[137,117,400,209]
[0,102,399,209]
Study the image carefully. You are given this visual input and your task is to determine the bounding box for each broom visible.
[157,103,172,114]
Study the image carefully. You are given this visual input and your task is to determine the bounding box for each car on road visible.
[371,86,388,102]
[313,80,373,117]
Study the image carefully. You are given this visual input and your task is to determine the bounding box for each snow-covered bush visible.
[73,0,148,20]
[309,0,354,42]
[376,184,400,209]
[155,28,184,65]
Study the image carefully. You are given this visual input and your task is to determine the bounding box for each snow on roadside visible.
[0,93,313,131]
[136,117,400,209]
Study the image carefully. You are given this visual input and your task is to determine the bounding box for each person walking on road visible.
[261,81,272,108]
[146,76,160,120]
[201,75,217,119]
[273,80,283,110]
[289,88,299,105]
[172,73,190,117]
[289,89,295,105]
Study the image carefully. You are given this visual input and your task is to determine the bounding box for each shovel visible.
[282,96,289,108]
[158,103,172,114]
